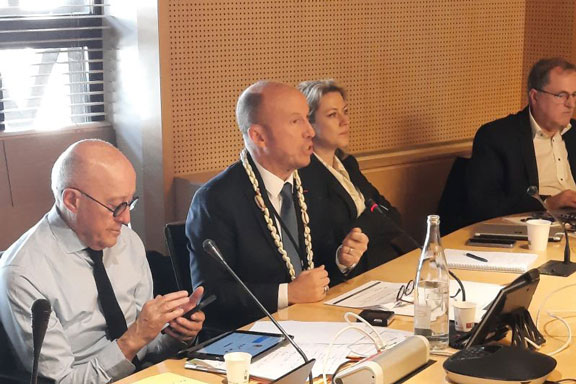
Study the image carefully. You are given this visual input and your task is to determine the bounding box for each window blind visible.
[0,1,107,132]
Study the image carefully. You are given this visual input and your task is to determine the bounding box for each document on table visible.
[325,280,401,308]
[186,321,410,380]
[325,280,503,323]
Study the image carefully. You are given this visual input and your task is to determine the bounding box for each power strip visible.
[333,335,430,384]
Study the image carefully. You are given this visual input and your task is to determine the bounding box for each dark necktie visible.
[86,248,128,341]
[87,248,142,369]
[280,183,302,276]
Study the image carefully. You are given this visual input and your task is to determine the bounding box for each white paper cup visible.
[224,352,251,384]
[526,219,551,251]
[453,301,476,332]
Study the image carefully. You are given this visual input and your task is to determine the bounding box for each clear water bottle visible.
[413,214,449,350]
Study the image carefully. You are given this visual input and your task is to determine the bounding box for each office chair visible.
[0,320,32,384]
[437,157,471,235]
[164,221,193,293]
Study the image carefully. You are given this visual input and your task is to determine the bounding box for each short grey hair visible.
[235,80,270,136]
[50,139,114,204]
[528,57,576,93]
[297,80,347,124]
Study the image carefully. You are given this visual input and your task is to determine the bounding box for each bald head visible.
[235,80,314,179]
[51,139,134,205]
[236,81,301,136]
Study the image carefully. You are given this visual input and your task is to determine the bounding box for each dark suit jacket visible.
[299,154,412,285]
[186,160,307,333]
[466,106,576,223]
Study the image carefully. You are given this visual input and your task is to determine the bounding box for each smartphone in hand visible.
[162,294,216,334]
[181,294,217,319]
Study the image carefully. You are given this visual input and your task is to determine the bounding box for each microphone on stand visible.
[202,239,314,384]
[527,186,576,277]
[366,199,466,301]
[31,299,51,384]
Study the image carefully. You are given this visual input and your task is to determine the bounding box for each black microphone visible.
[202,239,313,384]
[366,198,466,301]
[31,299,51,384]
[527,186,576,277]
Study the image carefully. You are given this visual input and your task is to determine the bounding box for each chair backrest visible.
[164,222,193,293]
[0,320,15,369]
[437,157,470,235]
[0,320,31,384]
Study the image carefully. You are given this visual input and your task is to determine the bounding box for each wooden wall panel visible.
[0,142,11,209]
[521,0,576,104]
[5,128,115,206]
[161,0,526,176]
[0,126,115,250]
[361,154,462,242]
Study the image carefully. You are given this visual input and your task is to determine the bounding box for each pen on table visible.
[465,252,488,263]
[186,364,226,374]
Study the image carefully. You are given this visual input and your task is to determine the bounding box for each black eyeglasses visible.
[396,280,414,304]
[394,279,462,307]
[536,88,576,104]
[67,187,138,217]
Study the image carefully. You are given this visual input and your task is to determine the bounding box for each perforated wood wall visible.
[521,0,576,103]
[159,0,569,176]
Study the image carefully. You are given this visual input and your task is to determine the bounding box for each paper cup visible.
[526,219,551,251]
[453,301,476,332]
[224,352,251,384]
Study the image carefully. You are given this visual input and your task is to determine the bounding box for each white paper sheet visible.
[325,280,503,323]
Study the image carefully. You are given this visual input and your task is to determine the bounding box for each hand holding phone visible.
[181,294,216,319]
[162,293,216,334]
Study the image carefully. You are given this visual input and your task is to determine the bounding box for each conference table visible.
[118,218,576,383]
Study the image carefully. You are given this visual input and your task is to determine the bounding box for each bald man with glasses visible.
[0,140,205,384]
[467,57,576,222]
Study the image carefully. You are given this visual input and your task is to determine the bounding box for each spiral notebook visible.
[445,249,538,273]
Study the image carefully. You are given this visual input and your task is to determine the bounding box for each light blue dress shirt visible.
[0,206,182,383]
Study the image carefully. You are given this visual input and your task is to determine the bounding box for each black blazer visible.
[186,159,307,333]
[300,154,412,284]
[466,106,576,223]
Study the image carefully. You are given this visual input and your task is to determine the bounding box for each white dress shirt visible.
[530,109,576,196]
[314,153,366,217]
[0,206,182,384]
[253,160,295,310]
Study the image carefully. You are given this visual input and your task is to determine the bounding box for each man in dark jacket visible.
[467,57,576,223]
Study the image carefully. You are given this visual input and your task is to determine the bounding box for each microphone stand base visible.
[538,260,576,277]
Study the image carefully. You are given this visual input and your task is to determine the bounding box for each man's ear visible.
[528,88,539,106]
[61,189,80,214]
[247,124,267,149]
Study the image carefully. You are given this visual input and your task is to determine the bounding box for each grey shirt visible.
[0,206,181,383]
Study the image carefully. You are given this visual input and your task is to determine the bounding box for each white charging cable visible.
[535,283,576,356]
[343,312,386,349]
[321,312,387,384]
